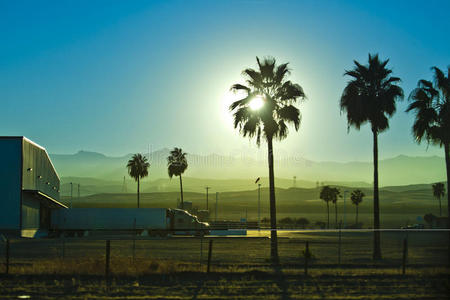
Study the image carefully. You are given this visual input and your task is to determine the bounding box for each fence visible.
[1,229,448,276]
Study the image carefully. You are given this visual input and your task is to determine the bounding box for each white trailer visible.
[50,208,209,237]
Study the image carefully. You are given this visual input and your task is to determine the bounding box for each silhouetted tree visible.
[330,187,341,228]
[351,189,365,225]
[424,213,437,228]
[340,54,404,260]
[315,221,326,229]
[407,66,450,265]
[320,186,333,229]
[229,56,306,262]
[126,154,150,208]
[296,217,310,229]
[432,182,446,216]
[167,148,188,209]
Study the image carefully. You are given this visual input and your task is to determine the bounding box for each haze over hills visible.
[50,149,446,195]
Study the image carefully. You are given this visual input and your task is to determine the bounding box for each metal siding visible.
[22,138,60,201]
[21,193,40,229]
[0,138,22,229]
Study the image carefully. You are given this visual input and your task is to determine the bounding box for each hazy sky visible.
[1,0,449,162]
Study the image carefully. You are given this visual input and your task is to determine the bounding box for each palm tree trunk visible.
[137,177,140,208]
[444,142,450,267]
[327,201,330,229]
[179,175,184,209]
[267,137,278,263]
[439,196,442,217]
[356,205,359,226]
[373,130,382,260]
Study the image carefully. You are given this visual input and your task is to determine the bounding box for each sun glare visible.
[249,95,264,110]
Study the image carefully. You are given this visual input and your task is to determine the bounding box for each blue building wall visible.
[0,137,63,236]
[0,138,22,230]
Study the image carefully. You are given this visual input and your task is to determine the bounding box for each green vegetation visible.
[229,56,306,262]
[340,53,404,260]
[167,147,188,209]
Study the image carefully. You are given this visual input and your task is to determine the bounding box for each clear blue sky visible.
[1,0,449,162]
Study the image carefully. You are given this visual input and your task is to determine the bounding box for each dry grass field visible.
[0,231,449,299]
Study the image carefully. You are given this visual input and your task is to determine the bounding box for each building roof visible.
[0,136,60,180]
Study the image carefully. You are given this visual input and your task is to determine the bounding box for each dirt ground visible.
[1,268,449,299]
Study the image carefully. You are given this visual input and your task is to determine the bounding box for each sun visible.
[249,95,264,110]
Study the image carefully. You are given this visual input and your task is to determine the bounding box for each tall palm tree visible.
[351,189,365,225]
[340,54,404,260]
[126,153,150,208]
[432,182,446,216]
[229,56,306,262]
[406,66,450,265]
[330,187,341,228]
[167,147,188,209]
[320,186,332,229]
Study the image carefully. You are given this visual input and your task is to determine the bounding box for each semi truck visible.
[50,208,210,237]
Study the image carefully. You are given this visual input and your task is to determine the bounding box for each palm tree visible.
[340,54,404,260]
[229,56,306,262]
[330,187,341,229]
[126,153,150,208]
[432,182,446,216]
[351,189,365,225]
[167,147,188,209]
[406,66,450,265]
[320,186,332,229]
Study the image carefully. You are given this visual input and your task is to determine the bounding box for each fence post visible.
[207,240,213,273]
[132,218,136,263]
[402,238,408,275]
[105,240,111,278]
[304,241,309,276]
[200,236,203,264]
[5,238,10,275]
[338,221,342,265]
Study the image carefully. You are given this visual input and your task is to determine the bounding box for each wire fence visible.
[1,230,448,276]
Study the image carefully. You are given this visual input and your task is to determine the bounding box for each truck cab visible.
[172,209,210,236]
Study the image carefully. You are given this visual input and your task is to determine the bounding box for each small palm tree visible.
[167,147,188,209]
[320,186,332,229]
[229,56,306,262]
[126,154,150,208]
[351,189,365,225]
[340,54,404,260]
[330,187,341,229]
[432,182,446,216]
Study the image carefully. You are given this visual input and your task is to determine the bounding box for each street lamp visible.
[255,177,261,230]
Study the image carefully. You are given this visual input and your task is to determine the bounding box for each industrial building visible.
[0,136,66,238]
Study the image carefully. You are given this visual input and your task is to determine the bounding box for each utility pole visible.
[122,176,127,193]
[78,184,80,201]
[205,186,210,210]
[70,182,73,209]
[215,192,218,222]
[343,190,349,229]
[293,176,297,188]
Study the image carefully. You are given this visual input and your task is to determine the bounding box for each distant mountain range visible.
[49,149,447,196]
